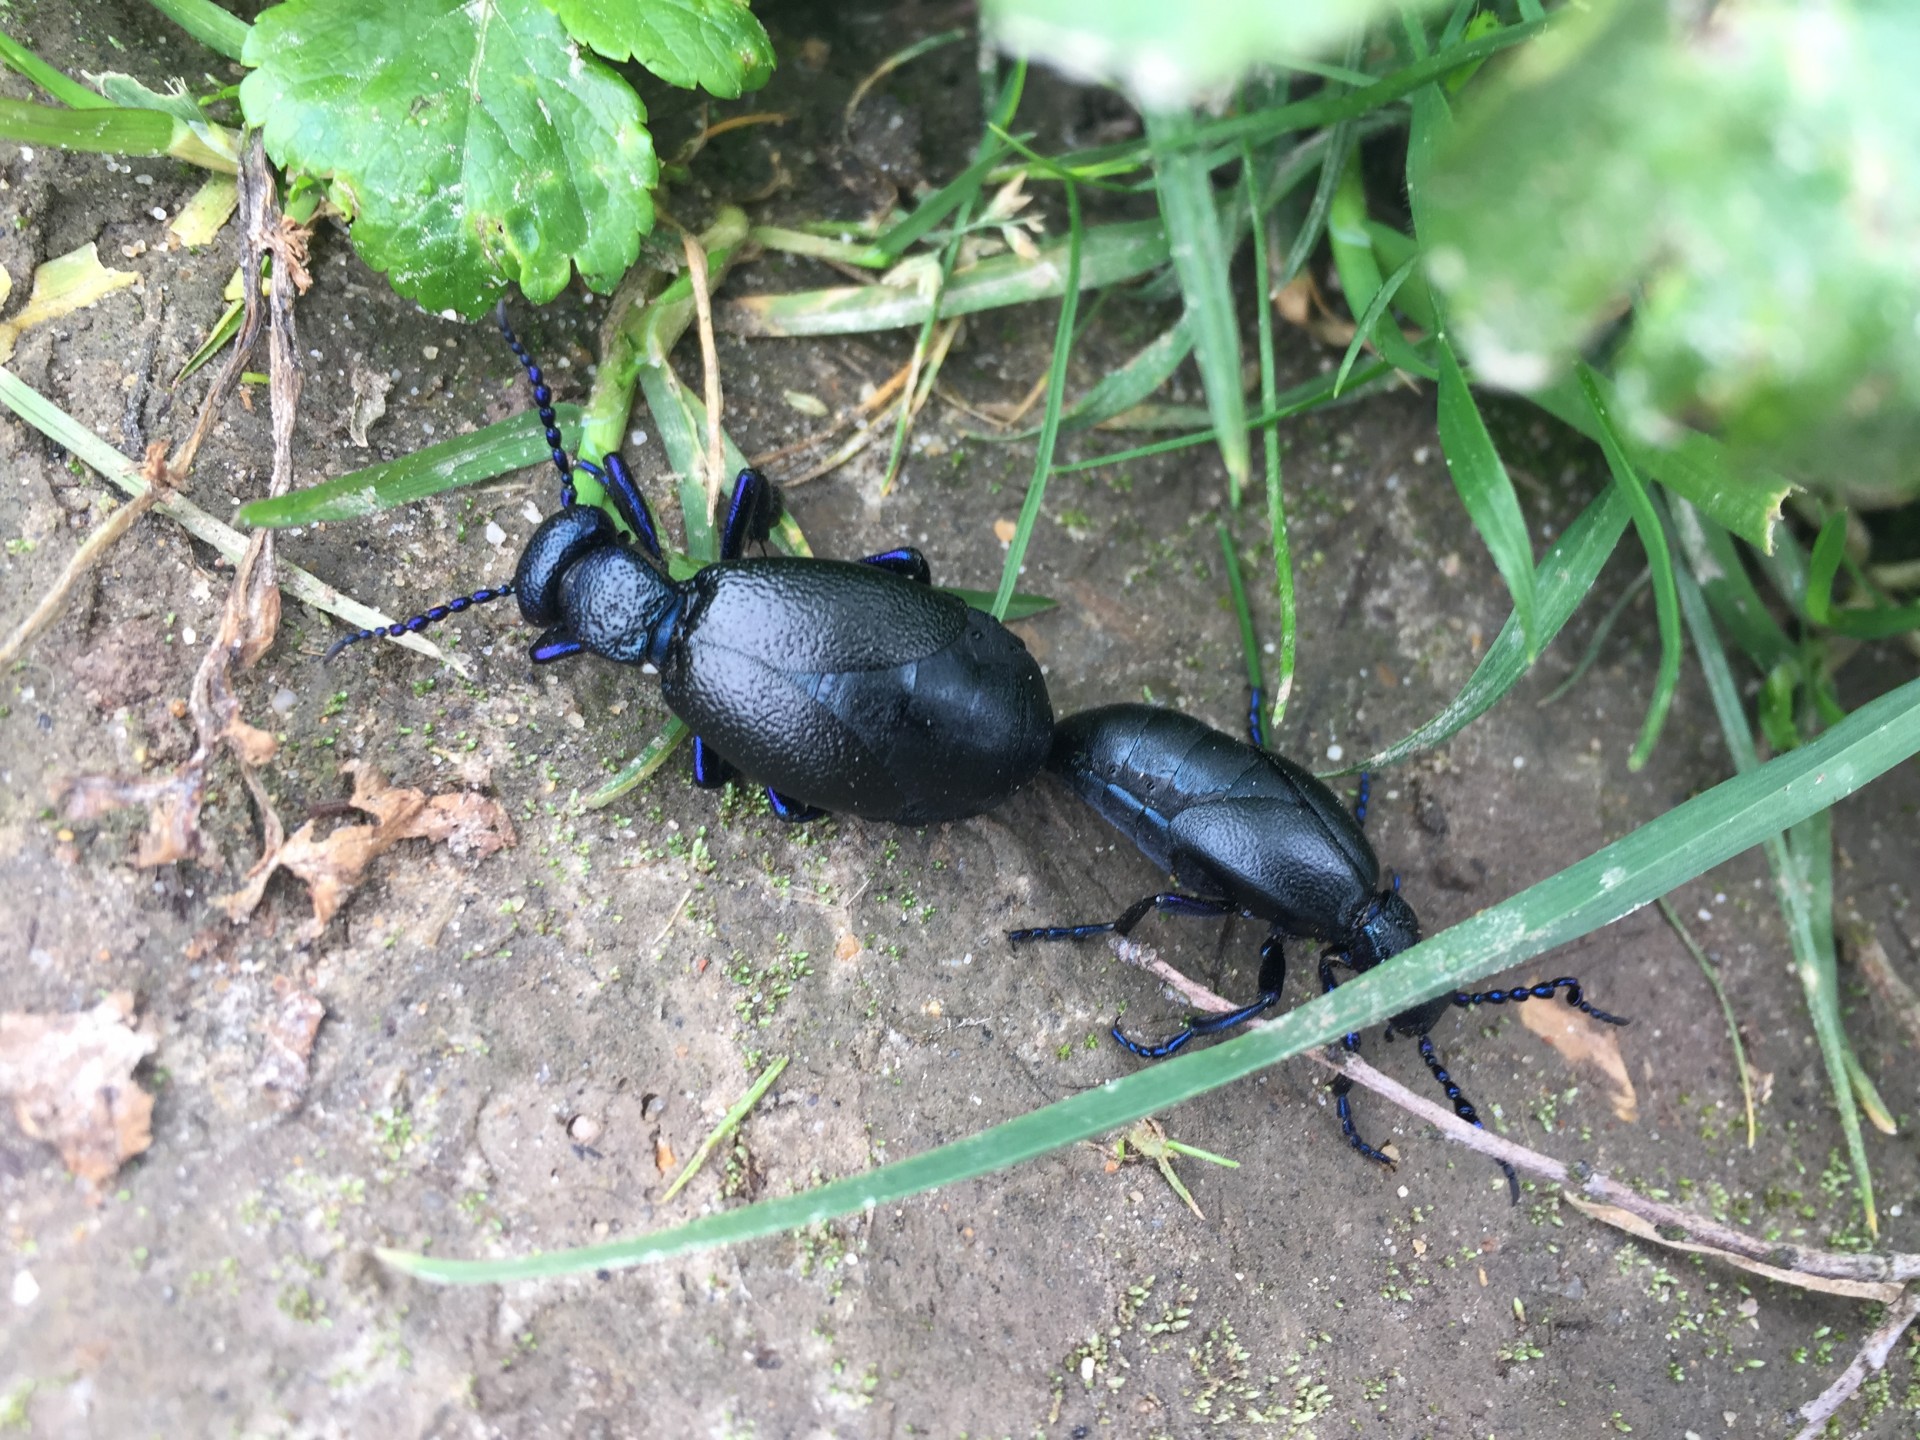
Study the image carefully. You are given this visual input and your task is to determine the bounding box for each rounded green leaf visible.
[546,0,773,97]
[241,0,658,316]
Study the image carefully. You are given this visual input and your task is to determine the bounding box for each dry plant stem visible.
[786,319,960,487]
[1130,946,1920,1289]
[1790,1287,1920,1440]
[749,355,913,469]
[0,474,162,667]
[679,229,725,509]
[1320,1049,1920,1287]
[1110,935,1242,1015]
[1841,913,1920,1054]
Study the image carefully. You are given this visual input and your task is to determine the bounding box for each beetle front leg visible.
[1318,955,1393,1168]
[718,468,781,559]
[857,547,932,585]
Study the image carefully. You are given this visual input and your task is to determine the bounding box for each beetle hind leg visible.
[765,788,824,823]
[1007,891,1232,946]
[690,735,735,789]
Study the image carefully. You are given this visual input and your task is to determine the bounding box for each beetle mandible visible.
[328,307,1055,825]
[1008,702,1628,1200]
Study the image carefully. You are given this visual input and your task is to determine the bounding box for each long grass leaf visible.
[144,0,250,60]
[1335,256,1418,397]
[1328,162,1434,378]
[1807,513,1920,639]
[0,367,448,663]
[1436,337,1539,656]
[1666,500,1795,673]
[725,218,1166,338]
[1350,483,1630,773]
[1530,373,1785,553]
[991,180,1081,619]
[1576,363,1682,770]
[236,407,585,527]
[1146,108,1247,501]
[382,672,1920,1283]
[0,27,107,108]
[1243,148,1295,731]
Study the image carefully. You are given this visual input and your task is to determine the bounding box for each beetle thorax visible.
[1349,889,1420,969]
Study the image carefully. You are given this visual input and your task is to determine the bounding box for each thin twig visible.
[1790,1288,1920,1440]
[679,229,725,511]
[1111,934,1241,1015]
[1657,896,1757,1146]
[660,1055,788,1204]
[0,463,163,667]
[1841,913,1920,1055]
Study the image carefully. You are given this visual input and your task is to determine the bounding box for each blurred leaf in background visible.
[980,0,1440,105]
[1424,0,1920,505]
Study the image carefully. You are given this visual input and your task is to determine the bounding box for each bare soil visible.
[4,4,1920,1437]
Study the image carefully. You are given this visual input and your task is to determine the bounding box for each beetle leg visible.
[718,467,781,559]
[857,547,932,585]
[325,584,518,661]
[1452,976,1629,1028]
[531,626,584,664]
[574,455,662,560]
[1006,891,1232,945]
[689,736,736,789]
[1317,956,1394,1168]
[764,788,824,823]
[1246,687,1267,748]
[1417,1033,1520,1205]
[1352,771,1371,826]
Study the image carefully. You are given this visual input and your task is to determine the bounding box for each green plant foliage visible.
[1424,0,1920,502]
[239,0,768,316]
[982,0,1441,106]
[546,0,773,96]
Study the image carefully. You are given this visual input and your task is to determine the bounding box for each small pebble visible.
[567,1114,603,1145]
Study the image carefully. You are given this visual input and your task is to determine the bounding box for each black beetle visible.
[328,308,1055,825]
[1008,702,1627,1199]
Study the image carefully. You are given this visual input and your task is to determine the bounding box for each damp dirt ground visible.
[4,4,1920,1437]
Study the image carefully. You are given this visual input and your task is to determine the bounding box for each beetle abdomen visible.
[663,578,1052,823]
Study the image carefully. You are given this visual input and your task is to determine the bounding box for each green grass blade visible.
[1328,161,1435,378]
[1576,363,1682,770]
[1349,482,1631,773]
[236,407,585,527]
[1146,107,1247,502]
[1530,373,1786,554]
[1052,316,1193,434]
[725,218,1166,338]
[1050,356,1400,477]
[1436,336,1540,658]
[874,64,1024,259]
[0,27,107,108]
[1535,568,1650,709]
[0,96,178,154]
[1280,34,1366,285]
[1243,145,1294,730]
[381,671,1920,1284]
[585,717,689,810]
[941,587,1055,620]
[637,366,728,562]
[1334,255,1418,397]
[1807,513,1920,639]
[1666,500,1795,673]
[1674,540,1877,1234]
[1217,519,1263,700]
[991,180,1081,620]
[144,0,249,60]
[1363,221,1440,330]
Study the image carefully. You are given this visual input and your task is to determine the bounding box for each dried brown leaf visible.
[253,987,325,1111]
[1518,991,1639,1122]
[0,992,156,1192]
[216,763,514,940]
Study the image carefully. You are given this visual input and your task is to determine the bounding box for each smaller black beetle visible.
[1009,702,1627,1200]
[328,308,1054,825]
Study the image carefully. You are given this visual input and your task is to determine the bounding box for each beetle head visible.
[515,506,620,627]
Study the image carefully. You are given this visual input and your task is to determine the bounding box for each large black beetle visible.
[1010,703,1626,1198]
[328,308,1053,825]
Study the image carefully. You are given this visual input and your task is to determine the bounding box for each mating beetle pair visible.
[1010,701,1628,1201]
[329,307,1054,826]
